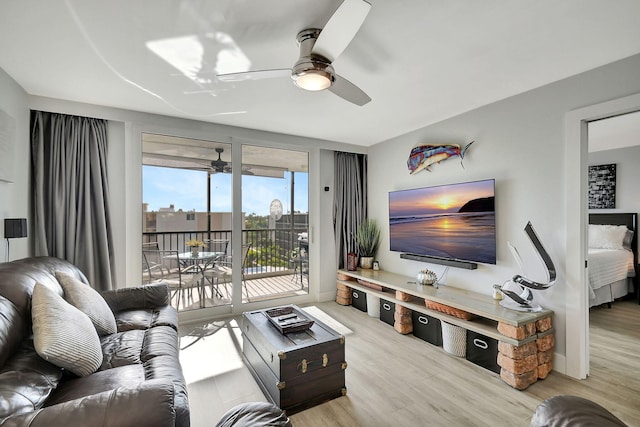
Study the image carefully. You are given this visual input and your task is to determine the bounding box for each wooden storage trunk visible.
[242,306,347,414]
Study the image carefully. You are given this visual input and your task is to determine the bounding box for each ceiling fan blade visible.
[311,0,371,62]
[329,74,371,106]
[217,68,291,82]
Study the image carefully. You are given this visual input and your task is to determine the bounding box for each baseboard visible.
[318,290,338,302]
[552,352,566,375]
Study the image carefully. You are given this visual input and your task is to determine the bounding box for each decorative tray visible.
[266,306,314,334]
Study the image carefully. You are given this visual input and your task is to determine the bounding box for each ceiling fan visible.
[210,147,231,173]
[208,148,258,175]
[217,0,372,106]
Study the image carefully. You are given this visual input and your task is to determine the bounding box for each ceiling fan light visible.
[293,68,333,91]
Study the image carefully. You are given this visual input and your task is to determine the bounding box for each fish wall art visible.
[407,141,475,175]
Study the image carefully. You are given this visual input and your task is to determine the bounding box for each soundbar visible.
[400,253,478,270]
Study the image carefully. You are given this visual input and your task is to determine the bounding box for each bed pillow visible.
[623,229,634,251]
[31,283,103,377]
[55,271,117,336]
[588,224,628,250]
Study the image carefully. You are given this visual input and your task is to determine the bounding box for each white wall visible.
[0,68,30,262]
[369,53,640,370]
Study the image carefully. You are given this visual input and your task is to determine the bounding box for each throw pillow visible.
[622,229,634,251]
[55,271,117,336]
[31,283,103,377]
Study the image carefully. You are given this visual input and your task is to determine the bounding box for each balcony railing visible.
[142,228,308,276]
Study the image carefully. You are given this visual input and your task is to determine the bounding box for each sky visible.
[143,166,308,215]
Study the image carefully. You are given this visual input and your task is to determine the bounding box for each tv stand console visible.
[336,268,554,390]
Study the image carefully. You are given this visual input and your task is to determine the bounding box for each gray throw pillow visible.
[55,271,117,336]
[31,283,103,377]
[623,229,634,251]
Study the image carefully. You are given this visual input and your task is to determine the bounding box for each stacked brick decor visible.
[496,315,554,390]
[394,291,413,334]
[535,317,555,380]
[336,281,352,306]
[394,306,413,334]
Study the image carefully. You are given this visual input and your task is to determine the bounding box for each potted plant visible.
[356,218,381,269]
[186,239,206,257]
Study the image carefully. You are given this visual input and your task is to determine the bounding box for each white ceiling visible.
[1,0,640,147]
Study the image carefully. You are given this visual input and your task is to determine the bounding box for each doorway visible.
[586,110,640,371]
[565,92,640,379]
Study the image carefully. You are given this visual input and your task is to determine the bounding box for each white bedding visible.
[588,248,635,301]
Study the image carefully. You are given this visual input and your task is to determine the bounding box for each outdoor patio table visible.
[168,251,225,306]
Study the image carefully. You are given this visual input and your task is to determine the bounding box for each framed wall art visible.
[588,163,616,209]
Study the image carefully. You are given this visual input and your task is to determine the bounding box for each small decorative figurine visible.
[416,268,438,286]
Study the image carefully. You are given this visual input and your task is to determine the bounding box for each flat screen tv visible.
[389,179,496,265]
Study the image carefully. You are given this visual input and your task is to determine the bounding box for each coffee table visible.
[241,305,347,414]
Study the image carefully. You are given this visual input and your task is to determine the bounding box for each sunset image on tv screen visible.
[389,179,496,264]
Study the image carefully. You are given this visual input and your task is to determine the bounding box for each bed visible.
[588,213,638,307]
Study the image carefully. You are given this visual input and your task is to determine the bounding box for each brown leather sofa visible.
[0,256,189,427]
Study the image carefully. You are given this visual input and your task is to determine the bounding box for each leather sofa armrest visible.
[1,380,177,427]
[101,283,170,313]
[531,395,627,427]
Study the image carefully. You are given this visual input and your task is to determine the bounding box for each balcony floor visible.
[170,272,309,311]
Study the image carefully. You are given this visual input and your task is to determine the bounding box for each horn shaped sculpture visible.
[499,221,556,312]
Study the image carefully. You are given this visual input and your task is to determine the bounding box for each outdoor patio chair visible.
[205,239,229,258]
[289,233,308,289]
[145,249,202,310]
[142,248,168,284]
[203,243,252,301]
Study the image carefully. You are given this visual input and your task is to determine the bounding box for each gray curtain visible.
[31,111,115,291]
[333,152,367,269]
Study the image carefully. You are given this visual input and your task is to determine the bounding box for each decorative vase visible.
[360,256,374,269]
[191,247,200,257]
[347,252,358,271]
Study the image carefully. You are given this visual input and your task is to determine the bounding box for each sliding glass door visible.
[141,134,233,311]
[141,133,310,312]
[240,145,309,303]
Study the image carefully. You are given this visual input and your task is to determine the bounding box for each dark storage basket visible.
[412,311,442,346]
[379,299,395,326]
[465,331,500,373]
[351,288,367,312]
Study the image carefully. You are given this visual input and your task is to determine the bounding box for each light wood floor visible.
[180,299,640,427]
